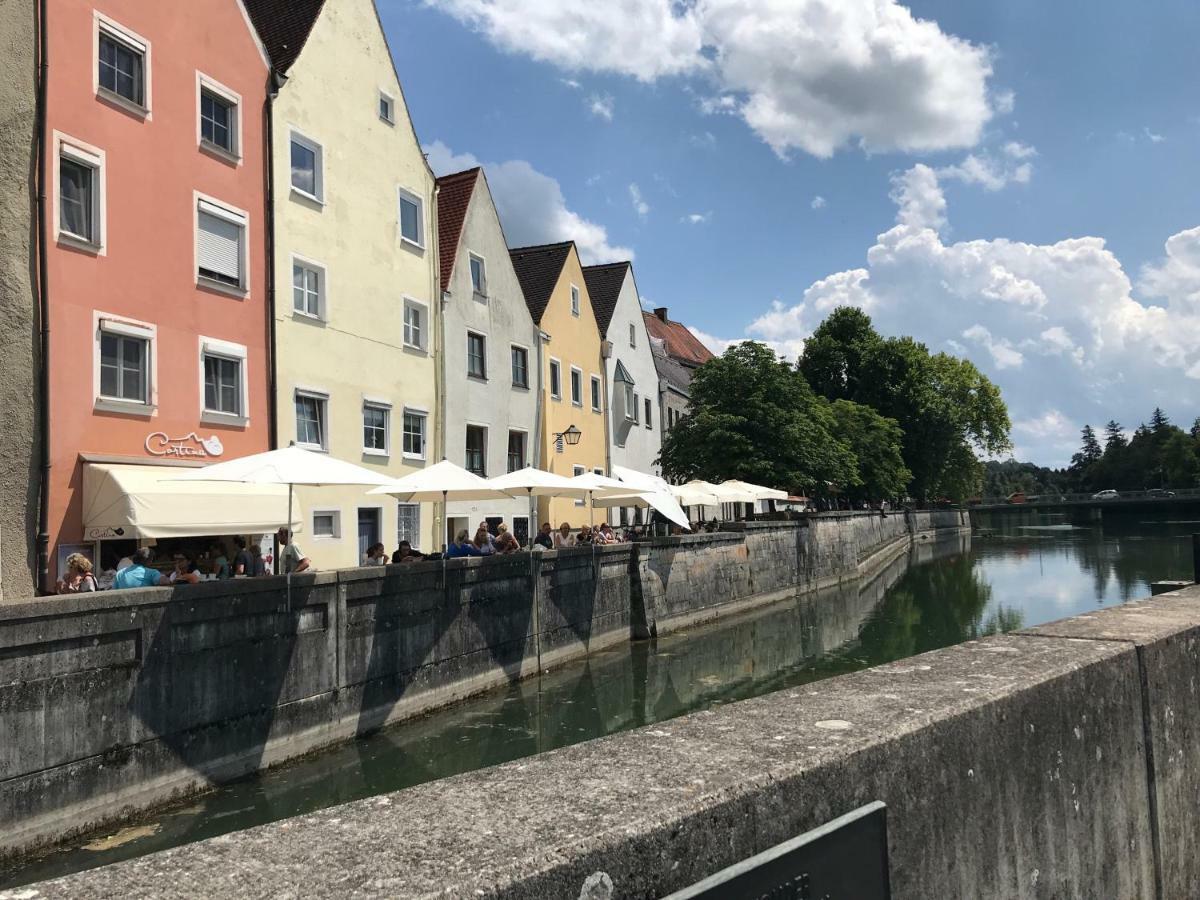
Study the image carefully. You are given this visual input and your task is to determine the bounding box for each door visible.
[357,507,381,561]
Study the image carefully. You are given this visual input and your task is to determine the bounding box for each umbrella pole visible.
[441,489,448,596]
[285,483,293,605]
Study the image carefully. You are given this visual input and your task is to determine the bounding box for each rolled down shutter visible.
[197,201,243,283]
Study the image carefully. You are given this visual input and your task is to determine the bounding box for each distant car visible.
[1092,489,1120,500]
[1006,491,1027,504]
[1147,488,1176,499]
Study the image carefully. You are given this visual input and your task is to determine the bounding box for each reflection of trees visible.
[979,605,1024,636]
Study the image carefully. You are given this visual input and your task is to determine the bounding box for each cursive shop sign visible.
[145,432,225,459]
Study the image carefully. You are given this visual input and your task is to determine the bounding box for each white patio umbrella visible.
[169,444,395,578]
[719,479,788,501]
[488,467,590,546]
[370,460,514,549]
[673,480,724,507]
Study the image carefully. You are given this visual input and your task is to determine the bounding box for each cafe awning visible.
[82,463,300,540]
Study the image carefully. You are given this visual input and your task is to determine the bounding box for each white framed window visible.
[295,389,328,450]
[199,336,248,425]
[507,430,527,473]
[465,425,487,477]
[196,194,248,295]
[645,398,653,429]
[570,367,583,406]
[94,315,155,414]
[573,465,586,505]
[549,359,562,400]
[511,345,529,388]
[362,400,390,456]
[196,73,241,161]
[403,297,427,350]
[398,188,424,247]
[94,13,150,116]
[593,467,604,477]
[54,133,106,253]
[467,331,487,379]
[312,508,341,540]
[379,90,395,124]
[630,323,636,348]
[397,503,420,549]
[289,129,324,203]
[590,375,602,412]
[624,384,637,422]
[402,408,427,460]
[469,253,487,296]
[570,284,580,317]
[291,256,325,319]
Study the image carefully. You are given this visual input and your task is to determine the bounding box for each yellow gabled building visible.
[509,242,608,528]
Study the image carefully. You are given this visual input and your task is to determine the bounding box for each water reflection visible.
[5,522,1190,889]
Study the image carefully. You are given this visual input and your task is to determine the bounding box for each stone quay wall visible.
[23,584,1200,900]
[0,511,965,859]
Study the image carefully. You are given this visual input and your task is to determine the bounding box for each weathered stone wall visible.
[0,0,39,599]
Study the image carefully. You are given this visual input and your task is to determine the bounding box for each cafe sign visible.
[145,432,225,459]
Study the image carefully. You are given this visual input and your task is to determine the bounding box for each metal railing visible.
[975,487,1200,507]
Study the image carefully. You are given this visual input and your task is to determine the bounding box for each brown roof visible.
[581,262,630,338]
[435,168,480,291]
[242,0,325,74]
[509,242,574,324]
[642,309,715,368]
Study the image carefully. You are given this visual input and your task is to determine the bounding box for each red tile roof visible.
[642,309,715,368]
[435,168,480,291]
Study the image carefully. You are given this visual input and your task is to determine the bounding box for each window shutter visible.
[197,205,242,282]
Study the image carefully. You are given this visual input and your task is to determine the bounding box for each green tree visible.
[1161,430,1200,487]
[1150,407,1170,434]
[828,399,911,501]
[1079,425,1102,464]
[796,306,879,401]
[658,341,858,492]
[1104,420,1127,453]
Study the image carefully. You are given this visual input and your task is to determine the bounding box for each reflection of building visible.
[41,0,273,588]
[437,168,542,545]
[510,242,607,528]
[246,0,440,564]
[642,306,715,443]
[0,1,38,598]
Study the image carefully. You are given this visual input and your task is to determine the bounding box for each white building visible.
[437,167,542,544]
[583,262,662,523]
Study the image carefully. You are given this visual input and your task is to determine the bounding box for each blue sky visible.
[378,0,1200,467]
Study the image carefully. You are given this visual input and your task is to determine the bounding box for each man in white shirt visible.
[276,527,311,573]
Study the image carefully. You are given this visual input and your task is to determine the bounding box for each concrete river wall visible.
[0,511,963,860]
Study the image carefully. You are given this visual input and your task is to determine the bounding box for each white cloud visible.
[1003,140,1037,159]
[560,78,581,90]
[629,183,650,218]
[689,327,739,357]
[811,195,827,210]
[689,131,718,149]
[681,212,712,224]
[428,0,1003,159]
[889,164,946,230]
[1144,127,1165,144]
[425,140,634,264]
[938,152,1033,191]
[962,324,1024,370]
[589,93,614,121]
[993,90,1015,115]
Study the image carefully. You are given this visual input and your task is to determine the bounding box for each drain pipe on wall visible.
[263,71,283,449]
[34,0,51,594]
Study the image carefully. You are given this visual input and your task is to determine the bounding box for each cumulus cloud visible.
[428,0,1003,158]
[589,93,614,121]
[938,152,1032,191]
[681,212,712,224]
[629,183,650,218]
[811,195,827,210]
[962,324,1024,369]
[889,164,946,230]
[689,327,739,357]
[425,141,634,264]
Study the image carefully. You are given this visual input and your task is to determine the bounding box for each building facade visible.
[437,168,541,545]
[41,0,273,588]
[510,242,607,529]
[643,305,715,438]
[248,0,440,564]
[583,262,661,478]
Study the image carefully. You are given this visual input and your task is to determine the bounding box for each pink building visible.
[42,0,273,588]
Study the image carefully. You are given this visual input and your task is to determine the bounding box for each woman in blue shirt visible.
[446,529,481,558]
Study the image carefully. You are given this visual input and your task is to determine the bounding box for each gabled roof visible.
[581,262,630,338]
[242,0,326,75]
[509,242,574,324]
[643,309,715,368]
[650,339,694,397]
[435,168,480,291]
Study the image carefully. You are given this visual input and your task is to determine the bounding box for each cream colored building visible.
[250,0,439,566]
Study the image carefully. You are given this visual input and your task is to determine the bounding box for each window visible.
[403,298,425,350]
[469,254,487,295]
[511,345,529,388]
[645,398,653,429]
[593,467,604,477]
[379,91,395,124]
[398,189,423,246]
[590,376,601,412]
[570,368,582,406]
[100,332,148,404]
[507,431,526,473]
[402,409,426,459]
[312,509,341,539]
[630,323,636,348]
[295,391,327,449]
[200,344,245,420]
[549,359,562,399]
[363,402,389,455]
[292,259,324,318]
[197,75,240,158]
[624,384,637,422]
[467,331,487,379]
[465,425,487,477]
[96,17,147,110]
[289,131,323,201]
[196,198,247,291]
[397,503,420,550]
[573,465,586,505]
[56,136,105,251]
[632,392,641,424]
[570,285,580,316]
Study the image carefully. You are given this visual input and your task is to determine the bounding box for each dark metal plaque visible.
[665,802,890,900]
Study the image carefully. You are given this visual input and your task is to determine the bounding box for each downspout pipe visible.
[34,0,50,594]
[264,71,283,449]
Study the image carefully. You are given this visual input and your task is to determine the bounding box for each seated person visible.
[533,522,554,550]
[446,529,482,558]
[577,525,594,545]
[391,540,423,564]
[553,522,574,549]
[473,528,496,556]
[168,552,202,585]
[362,542,389,566]
[494,530,520,554]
